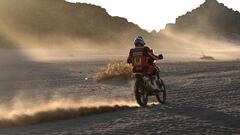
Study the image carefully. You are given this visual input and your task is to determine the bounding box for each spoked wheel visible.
[134,79,148,106]
[156,79,166,104]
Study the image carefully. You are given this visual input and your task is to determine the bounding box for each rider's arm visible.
[127,49,133,64]
[146,48,160,60]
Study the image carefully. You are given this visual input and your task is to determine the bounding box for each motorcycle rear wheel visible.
[134,79,148,106]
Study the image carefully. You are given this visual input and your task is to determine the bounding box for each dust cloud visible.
[155,30,240,61]
[0,98,138,128]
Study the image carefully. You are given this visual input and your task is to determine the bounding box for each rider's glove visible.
[158,54,163,59]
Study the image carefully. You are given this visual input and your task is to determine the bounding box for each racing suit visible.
[127,46,160,76]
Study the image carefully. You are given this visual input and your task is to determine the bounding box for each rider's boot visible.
[152,76,160,93]
[152,78,158,89]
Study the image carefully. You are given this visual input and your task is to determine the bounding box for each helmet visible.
[134,36,145,47]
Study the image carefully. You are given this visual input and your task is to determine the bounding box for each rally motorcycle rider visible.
[127,36,163,90]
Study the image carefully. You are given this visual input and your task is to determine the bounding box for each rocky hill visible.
[163,0,240,40]
[0,0,239,49]
[0,0,151,48]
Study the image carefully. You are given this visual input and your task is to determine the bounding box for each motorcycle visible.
[133,55,166,106]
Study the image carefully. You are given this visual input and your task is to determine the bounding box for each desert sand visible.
[0,49,239,134]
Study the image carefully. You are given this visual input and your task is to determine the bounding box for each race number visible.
[134,57,142,65]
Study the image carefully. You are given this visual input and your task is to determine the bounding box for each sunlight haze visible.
[65,0,240,31]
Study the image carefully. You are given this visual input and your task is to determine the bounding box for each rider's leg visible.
[152,65,161,90]
[145,66,158,90]
[149,69,159,90]
[153,64,160,79]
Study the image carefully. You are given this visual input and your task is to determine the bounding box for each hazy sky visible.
[65,0,240,31]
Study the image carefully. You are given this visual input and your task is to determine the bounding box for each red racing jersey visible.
[127,46,159,73]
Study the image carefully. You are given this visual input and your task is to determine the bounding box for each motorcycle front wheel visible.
[156,78,166,104]
[134,79,148,106]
